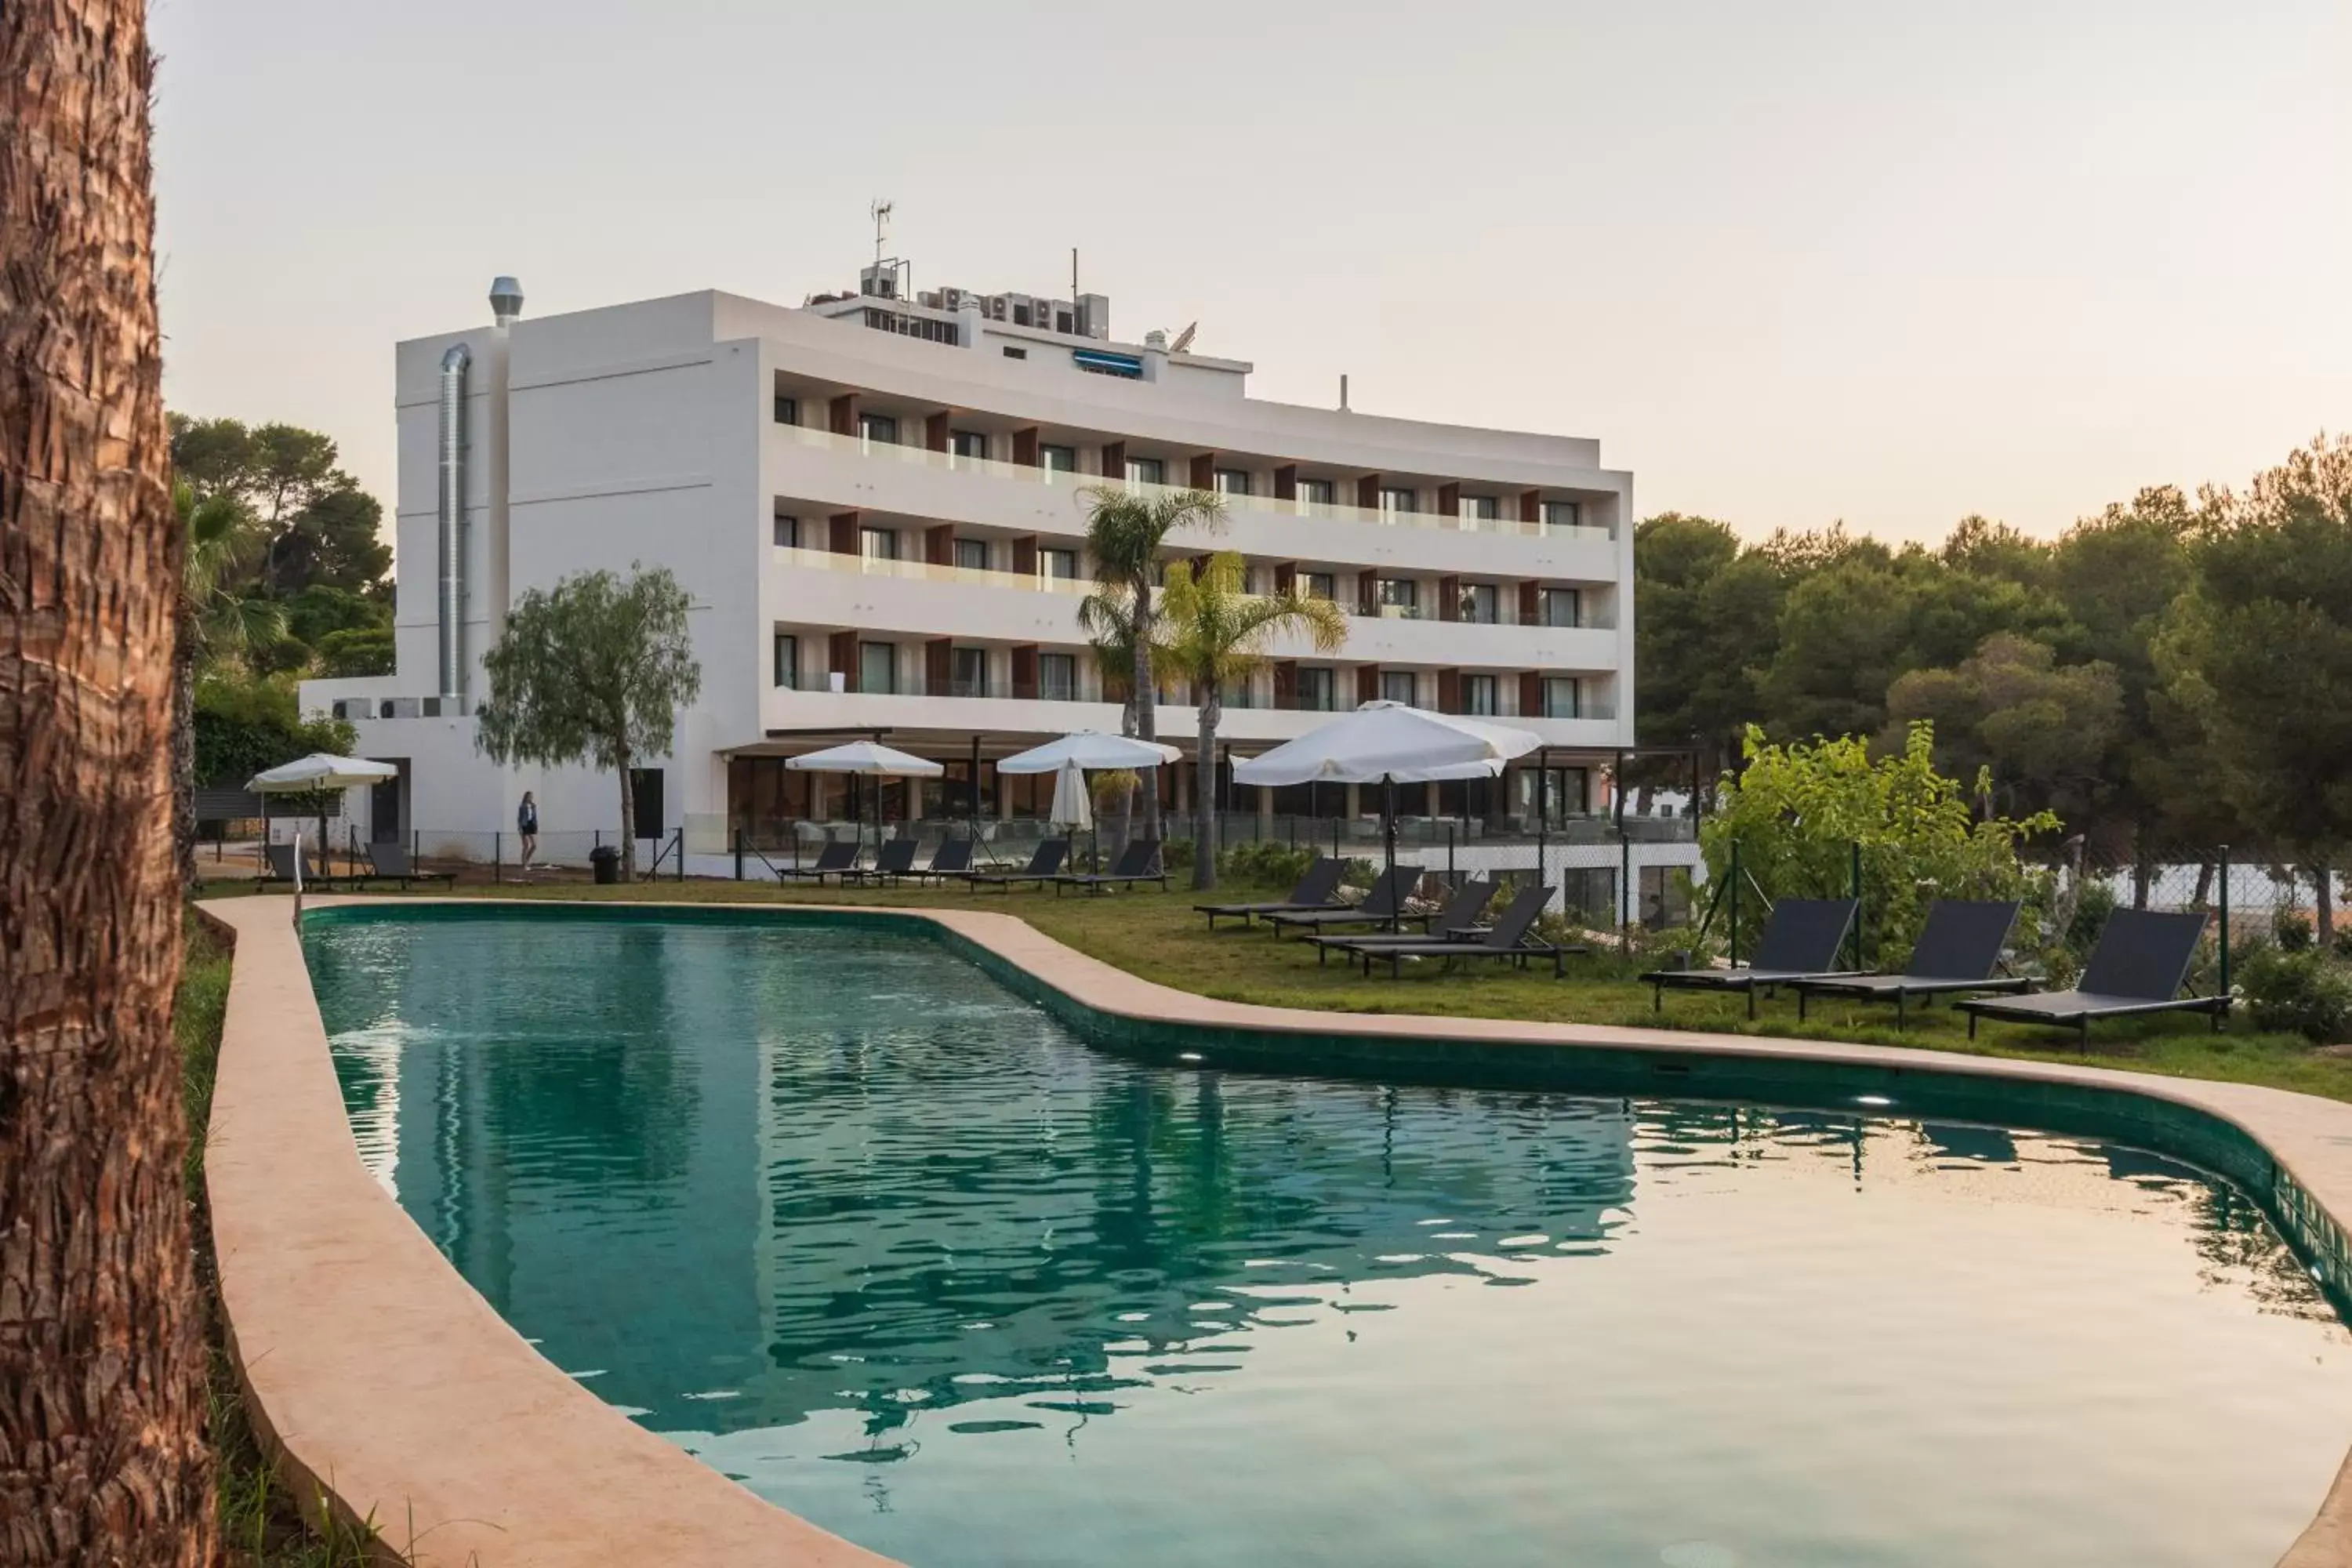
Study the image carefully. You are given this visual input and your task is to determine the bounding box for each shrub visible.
[2275,909,2316,953]
[1160,837,1196,873]
[2238,944,2352,1044]
[1218,839,1317,888]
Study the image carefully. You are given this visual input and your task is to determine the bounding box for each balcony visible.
[771,544,1087,597]
[775,423,1616,546]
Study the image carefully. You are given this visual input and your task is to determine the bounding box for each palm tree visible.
[1157,552,1348,889]
[174,481,285,884]
[1077,485,1226,843]
[1076,582,1142,848]
[2,0,219,1556]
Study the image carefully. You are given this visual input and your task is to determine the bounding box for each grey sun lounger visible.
[361,841,456,891]
[1348,885,1574,979]
[1262,867,1410,938]
[910,837,975,885]
[967,838,1069,892]
[1786,898,2028,1025]
[1643,897,1860,1019]
[1955,908,2225,1050]
[1308,879,1495,965]
[258,841,333,890]
[1196,857,1346,929]
[843,839,920,885]
[1054,839,1168,895]
[777,839,858,884]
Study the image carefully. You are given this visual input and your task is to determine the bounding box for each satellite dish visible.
[1171,321,1198,354]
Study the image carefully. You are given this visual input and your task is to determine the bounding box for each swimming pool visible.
[308,907,2352,1566]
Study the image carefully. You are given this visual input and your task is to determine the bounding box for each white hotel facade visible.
[306,266,1684,889]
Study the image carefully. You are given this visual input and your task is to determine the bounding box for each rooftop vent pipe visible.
[437,342,471,702]
[490,275,524,327]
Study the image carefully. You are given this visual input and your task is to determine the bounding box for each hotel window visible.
[1461,674,1499,716]
[953,538,990,572]
[860,526,898,561]
[1302,572,1337,601]
[858,412,898,447]
[1125,456,1166,487]
[772,632,797,688]
[1541,499,1582,532]
[1540,587,1581,628]
[1039,546,1079,583]
[858,641,897,695]
[1459,494,1500,523]
[950,430,989,464]
[1040,444,1077,482]
[1381,670,1417,706]
[1296,666,1337,712]
[1377,578,1418,615]
[1543,677,1581,718]
[1377,485,1417,519]
[773,394,799,426]
[951,646,987,697]
[772,513,799,548]
[1458,583,1499,624]
[1296,477,1337,507]
[1039,652,1077,701]
[1214,467,1252,497]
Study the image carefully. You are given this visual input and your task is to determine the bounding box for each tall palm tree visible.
[2,0,218,1559]
[174,480,284,885]
[1077,485,1225,843]
[1158,552,1348,889]
[1076,581,1142,848]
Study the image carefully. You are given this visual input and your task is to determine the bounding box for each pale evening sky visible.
[150,0,2349,546]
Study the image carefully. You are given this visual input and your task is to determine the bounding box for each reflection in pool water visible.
[310,913,2352,1567]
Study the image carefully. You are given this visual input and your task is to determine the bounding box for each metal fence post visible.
[1620,827,1632,955]
[2219,841,2231,1004]
[1729,840,1742,969]
[1850,839,1864,971]
[676,826,686,882]
[1446,820,1456,884]
[494,830,502,883]
[735,829,746,881]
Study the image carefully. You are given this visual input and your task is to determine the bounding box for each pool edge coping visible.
[205,894,2352,1566]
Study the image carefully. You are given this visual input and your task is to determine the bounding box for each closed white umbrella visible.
[1048,760,1094,833]
[248,753,400,874]
[785,742,945,859]
[1231,703,1541,906]
[996,731,1181,775]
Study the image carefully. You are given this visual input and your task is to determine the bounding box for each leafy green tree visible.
[1701,722,2056,964]
[1633,514,1788,777]
[475,565,703,879]
[2156,434,2352,933]
[191,669,356,789]
[314,625,394,678]
[1156,552,1348,888]
[1885,633,2122,826]
[1076,582,1143,847]
[168,412,390,597]
[174,479,285,884]
[1077,485,1225,844]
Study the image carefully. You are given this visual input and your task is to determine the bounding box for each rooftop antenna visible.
[870,199,893,267]
[1340,373,1350,412]
[1171,321,1198,355]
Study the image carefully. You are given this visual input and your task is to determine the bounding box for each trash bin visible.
[590,845,622,885]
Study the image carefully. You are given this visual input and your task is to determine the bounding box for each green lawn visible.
[198,872,2352,1105]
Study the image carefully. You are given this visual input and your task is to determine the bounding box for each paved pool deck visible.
[201,895,2352,1566]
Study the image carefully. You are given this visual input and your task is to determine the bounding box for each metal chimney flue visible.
[489,275,524,326]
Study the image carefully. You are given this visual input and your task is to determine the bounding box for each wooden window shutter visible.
[828,512,860,554]
[1011,644,1039,695]
[1357,666,1381,705]
[1520,488,1543,525]
[925,524,955,567]
[1189,452,1215,489]
[1438,669,1461,714]
[927,639,953,692]
[1356,474,1381,510]
[1437,481,1460,518]
[1519,581,1541,624]
[829,394,857,437]
[1101,440,1126,479]
[1275,464,1298,502]
[1014,427,1040,466]
[828,630,858,689]
[1013,535,1038,576]
[1274,662,1298,709]
[1439,576,1460,622]
[924,411,950,452]
[1356,572,1377,616]
[1519,671,1544,717]
[1273,562,1297,596]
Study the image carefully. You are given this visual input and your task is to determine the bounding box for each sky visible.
[150,0,2350,546]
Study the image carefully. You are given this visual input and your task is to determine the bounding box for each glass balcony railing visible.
[770,544,1089,597]
[774,423,1617,545]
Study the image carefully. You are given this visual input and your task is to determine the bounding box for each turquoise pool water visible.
[309,910,2352,1567]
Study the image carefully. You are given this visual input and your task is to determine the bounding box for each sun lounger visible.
[777,840,858,884]
[844,839,920,886]
[967,838,1069,892]
[1785,898,2027,1025]
[1055,839,1167,895]
[910,837,975,885]
[1196,857,1345,929]
[1643,898,1860,1019]
[361,841,456,891]
[1262,867,1410,938]
[257,841,332,890]
[1349,886,1573,978]
[1308,879,1495,965]
[1955,908,2224,1049]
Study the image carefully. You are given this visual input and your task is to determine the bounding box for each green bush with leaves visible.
[1702,721,2057,967]
[192,669,357,787]
[1218,839,1319,890]
[2234,939,2352,1044]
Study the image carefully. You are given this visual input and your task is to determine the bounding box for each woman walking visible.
[517,790,539,871]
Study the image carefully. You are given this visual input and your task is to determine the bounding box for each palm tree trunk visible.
[173,598,198,890]
[0,2,216,1559]
[1131,592,1163,843]
[1193,692,1220,890]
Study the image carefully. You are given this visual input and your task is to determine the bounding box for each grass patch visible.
[178,914,396,1566]
[195,872,2352,1105]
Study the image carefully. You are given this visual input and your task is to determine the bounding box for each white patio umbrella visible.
[1231,702,1541,906]
[248,753,399,873]
[995,731,1181,774]
[1048,760,1094,833]
[785,742,944,859]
